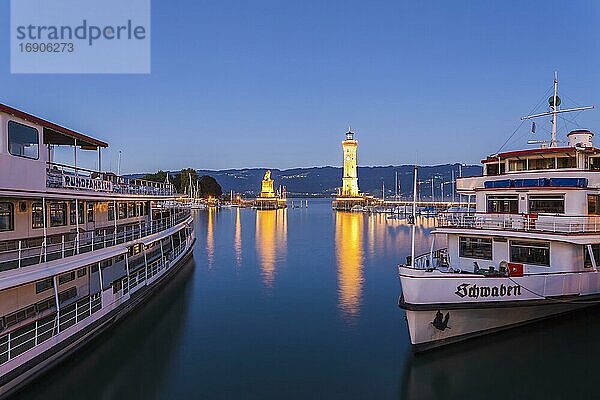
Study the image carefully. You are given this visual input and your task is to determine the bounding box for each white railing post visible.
[160,239,164,265]
[42,197,47,263]
[18,240,22,268]
[61,235,65,259]
[91,230,94,251]
[113,201,118,245]
[75,198,80,255]
[53,275,60,334]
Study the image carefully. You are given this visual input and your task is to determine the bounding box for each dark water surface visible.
[19,200,600,399]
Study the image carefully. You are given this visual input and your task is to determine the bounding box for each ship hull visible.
[402,298,591,352]
[0,240,195,399]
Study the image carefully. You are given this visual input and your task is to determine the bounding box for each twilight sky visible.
[1,0,600,173]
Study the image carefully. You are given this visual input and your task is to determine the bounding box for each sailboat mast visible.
[410,166,417,267]
[551,71,559,148]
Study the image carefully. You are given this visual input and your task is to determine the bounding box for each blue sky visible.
[1,0,600,173]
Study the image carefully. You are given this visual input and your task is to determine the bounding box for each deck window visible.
[49,202,67,227]
[58,287,77,304]
[486,162,505,176]
[35,278,54,294]
[127,202,135,218]
[0,203,14,232]
[529,158,554,170]
[510,241,550,266]
[8,121,39,159]
[459,237,492,260]
[108,202,116,221]
[487,195,518,213]
[528,195,564,214]
[508,159,526,171]
[69,202,84,225]
[87,202,94,223]
[588,195,600,215]
[558,156,577,169]
[32,202,44,229]
[58,271,75,285]
[118,202,127,219]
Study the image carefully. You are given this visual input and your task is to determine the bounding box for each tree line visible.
[143,168,223,198]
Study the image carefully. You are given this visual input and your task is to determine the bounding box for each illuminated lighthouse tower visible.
[341,129,360,197]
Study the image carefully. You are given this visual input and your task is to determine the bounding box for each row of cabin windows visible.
[108,202,150,221]
[458,236,550,266]
[487,194,600,215]
[35,267,87,294]
[0,286,78,332]
[486,195,565,214]
[0,201,149,232]
[487,157,578,175]
[0,297,53,331]
[33,202,89,229]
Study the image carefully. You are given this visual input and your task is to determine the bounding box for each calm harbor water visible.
[18,199,600,399]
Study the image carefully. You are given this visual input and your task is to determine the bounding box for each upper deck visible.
[457,131,600,194]
[0,104,176,199]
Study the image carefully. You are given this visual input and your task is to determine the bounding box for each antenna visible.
[521,72,594,148]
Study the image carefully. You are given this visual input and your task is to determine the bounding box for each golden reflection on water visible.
[206,206,215,267]
[334,213,439,323]
[335,212,364,322]
[234,208,242,267]
[255,209,287,287]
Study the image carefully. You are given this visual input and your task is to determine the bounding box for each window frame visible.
[510,240,550,267]
[35,278,54,294]
[459,236,493,260]
[7,120,40,160]
[49,202,67,227]
[528,194,565,214]
[87,202,94,223]
[0,202,14,232]
[69,201,85,225]
[486,195,518,214]
[32,202,44,229]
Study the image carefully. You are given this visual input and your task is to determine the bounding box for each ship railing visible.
[0,294,102,366]
[0,209,191,273]
[406,248,449,270]
[0,235,192,366]
[436,211,600,234]
[46,162,177,196]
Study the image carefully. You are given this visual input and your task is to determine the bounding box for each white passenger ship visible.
[0,104,195,396]
[399,75,600,351]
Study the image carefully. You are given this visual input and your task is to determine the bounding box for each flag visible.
[531,121,536,133]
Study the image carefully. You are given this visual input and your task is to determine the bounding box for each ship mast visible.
[522,72,594,148]
[551,71,558,147]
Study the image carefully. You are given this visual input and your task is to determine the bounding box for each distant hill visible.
[131,164,482,199]
[195,164,482,199]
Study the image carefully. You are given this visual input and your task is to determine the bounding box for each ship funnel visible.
[567,129,594,148]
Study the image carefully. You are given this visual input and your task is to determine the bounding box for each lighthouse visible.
[341,129,359,197]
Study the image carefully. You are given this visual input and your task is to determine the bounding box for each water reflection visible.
[206,207,215,267]
[18,259,195,400]
[335,212,365,323]
[255,209,287,287]
[399,306,600,399]
[234,208,242,267]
